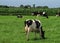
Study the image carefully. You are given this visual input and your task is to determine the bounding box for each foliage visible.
[0,6,60,16]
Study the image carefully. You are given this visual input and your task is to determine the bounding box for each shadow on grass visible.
[30,37,47,41]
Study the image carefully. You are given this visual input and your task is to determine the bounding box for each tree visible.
[36,6,43,8]
[43,6,48,8]
[0,5,9,8]
[36,6,48,8]
[20,5,24,8]
[33,4,35,8]
[24,5,31,8]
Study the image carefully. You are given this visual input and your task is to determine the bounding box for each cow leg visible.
[26,28,30,41]
[39,27,43,39]
[25,27,30,41]
[34,31,37,40]
[39,26,45,39]
[25,27,27,35]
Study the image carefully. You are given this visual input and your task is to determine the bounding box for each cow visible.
[32,11,48,18]
[24,19,45,41]
[56,12,60,17]
[17,15,23,18]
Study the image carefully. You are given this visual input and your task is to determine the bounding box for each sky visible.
[0,0,60,8]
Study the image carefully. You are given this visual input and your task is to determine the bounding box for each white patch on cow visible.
[27,19,36,31]
[43,12,45,15]
[26,19,30,21]
[35,19,41,23]
[56,14,59,17]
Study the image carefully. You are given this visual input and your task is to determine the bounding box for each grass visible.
[0,16,60,43]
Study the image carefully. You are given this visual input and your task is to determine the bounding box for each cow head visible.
[24,19,33,27]
[42,12,48,18]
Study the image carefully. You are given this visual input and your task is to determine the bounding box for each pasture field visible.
[0,16,60,43]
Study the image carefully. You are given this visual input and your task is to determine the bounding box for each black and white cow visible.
[24,19,45,41]
[32,11,48,18]
[17,15,23,18]
[56,12,60,17]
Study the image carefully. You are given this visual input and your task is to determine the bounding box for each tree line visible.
[0,5,60,16]
[0,4,49,8]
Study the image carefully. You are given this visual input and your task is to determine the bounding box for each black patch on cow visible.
[41,31,45,39]
[24,20,33,27]
[32,12,38,16]
[34,20,40,29]
[32,11,48,18]
[43,14,48,18]
[40,26,45,39]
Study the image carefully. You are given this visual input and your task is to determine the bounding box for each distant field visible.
[0,16,60,43]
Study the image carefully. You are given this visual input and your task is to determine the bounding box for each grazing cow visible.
[56,12,60,17]
[24,19,45,41]
[17,15,23,18]
[32,11,48,18]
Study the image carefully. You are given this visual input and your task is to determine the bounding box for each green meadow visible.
[0,16,60,43]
